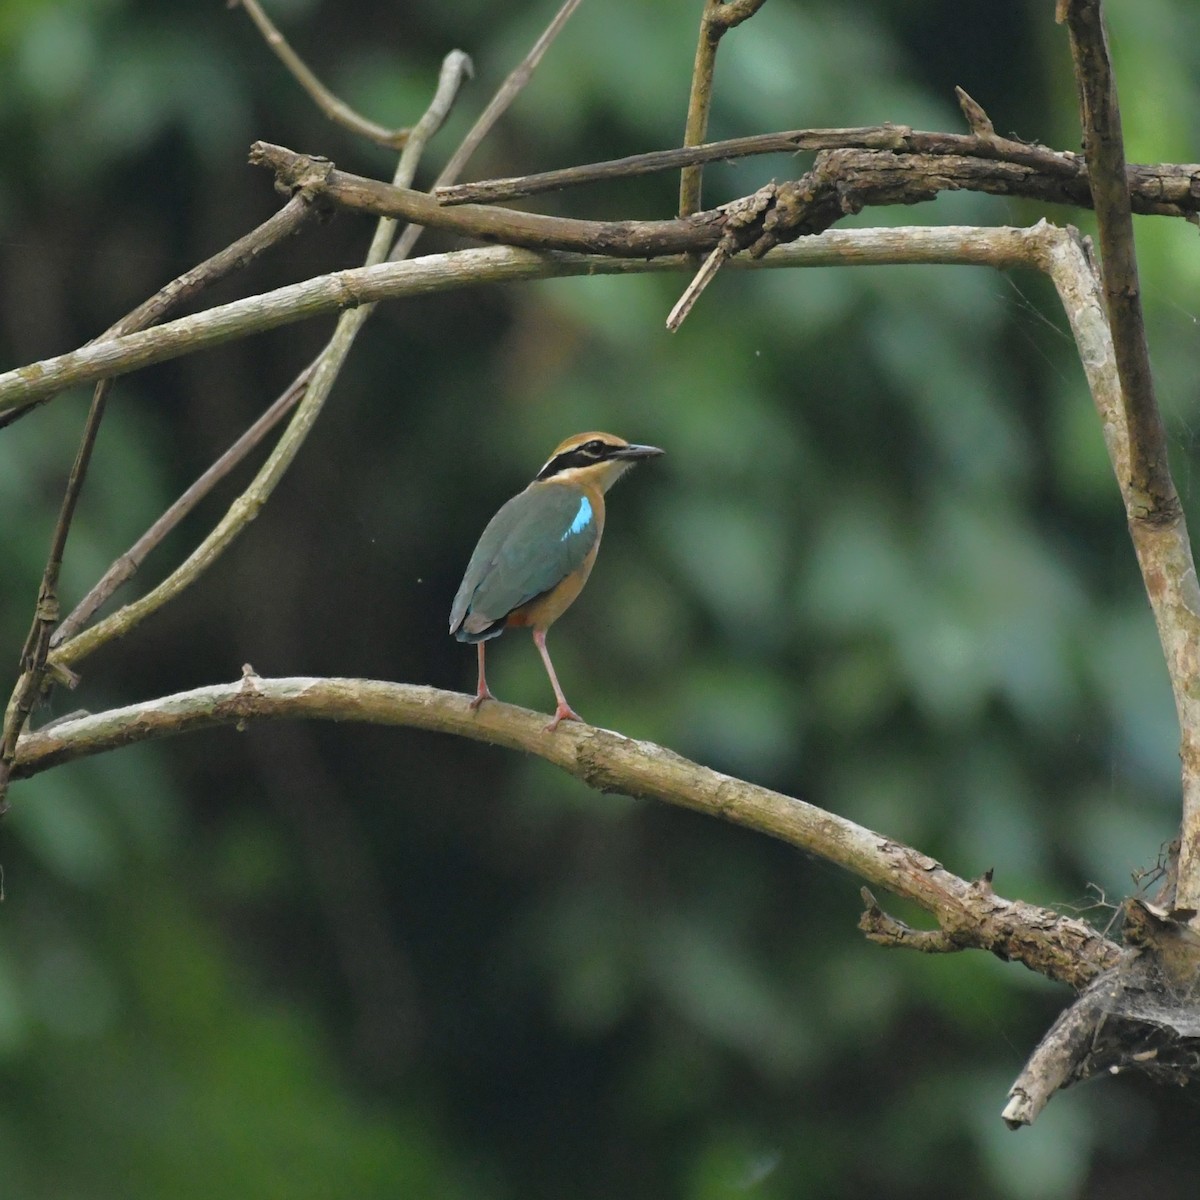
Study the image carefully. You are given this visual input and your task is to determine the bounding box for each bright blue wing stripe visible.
[562,496,592,540]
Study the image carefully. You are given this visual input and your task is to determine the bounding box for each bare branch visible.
[1003,979,1113,1127]
[0,379,110,783]
[1005,899,1200,1128]
[10,674,1121,988]
[665,244,727,331]
[231,0,412,149]
[679,0,771,216]
[388,0,583,264]
[1044,240,1200,921]
[1059,0,1178,521]
[0,194,318,809]
[0,193,315,431]
[258,141,1200,268]
[40,51,474,677]
[1057,1,1200,915]
[860,886,969,954]
[436,123,1200,211]
[51,373,308,647]
[666,183,778,330]
[0,227,1047,418]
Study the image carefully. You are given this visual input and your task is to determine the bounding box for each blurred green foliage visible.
[3,0,1200,1196]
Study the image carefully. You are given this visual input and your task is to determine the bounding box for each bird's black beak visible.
[613,443,664,460]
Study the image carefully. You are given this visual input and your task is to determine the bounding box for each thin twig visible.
[389,0,583,264]
[44,51,473,675]
[679,0,770,216]
[435,125,1200,212]
[0,380,111,803]
[231,0,411,150]
[10,673,1122,989]
[665,177,779,328]
[0,194,315,432]
[1059,0,1177,520]
[665,244,726,330]
[0,195,317,809]
[51,372,310,648]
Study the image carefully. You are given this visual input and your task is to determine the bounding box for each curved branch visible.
[11,674,1120,988]
[233,0,412,149]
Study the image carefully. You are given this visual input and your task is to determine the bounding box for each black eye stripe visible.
[534,441,620,480]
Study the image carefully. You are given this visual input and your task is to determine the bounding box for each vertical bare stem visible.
[1058,0,1200,911]
[1041,227,1200,915]
[678,0,770,216]
[1059,0,1177,519]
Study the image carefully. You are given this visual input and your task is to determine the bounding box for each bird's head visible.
[534,432,664,493]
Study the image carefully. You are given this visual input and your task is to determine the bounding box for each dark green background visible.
[3,0,1200,1196]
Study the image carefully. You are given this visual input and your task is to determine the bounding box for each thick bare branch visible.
[0,227,1045,416]
[257,141,1200,264]
[11,674,1121,988]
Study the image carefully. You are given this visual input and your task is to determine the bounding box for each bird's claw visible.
[544,705,582,733]
[468,689,495,712]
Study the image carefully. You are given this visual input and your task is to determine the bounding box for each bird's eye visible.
[583,439,607,456]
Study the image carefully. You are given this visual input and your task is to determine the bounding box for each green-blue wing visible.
[450,483,599,640]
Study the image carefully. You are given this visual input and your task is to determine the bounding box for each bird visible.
[449,431,664,731]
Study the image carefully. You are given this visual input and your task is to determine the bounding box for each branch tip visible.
[954,86,996,137]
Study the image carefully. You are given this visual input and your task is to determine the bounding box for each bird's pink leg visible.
[533,629,582,732]
[469,642,496,710]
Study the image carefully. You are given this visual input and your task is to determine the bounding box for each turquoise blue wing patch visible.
[450,484,599,639]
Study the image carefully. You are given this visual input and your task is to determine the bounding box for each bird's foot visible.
[468,687,496,712]
[543,703,583,733]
